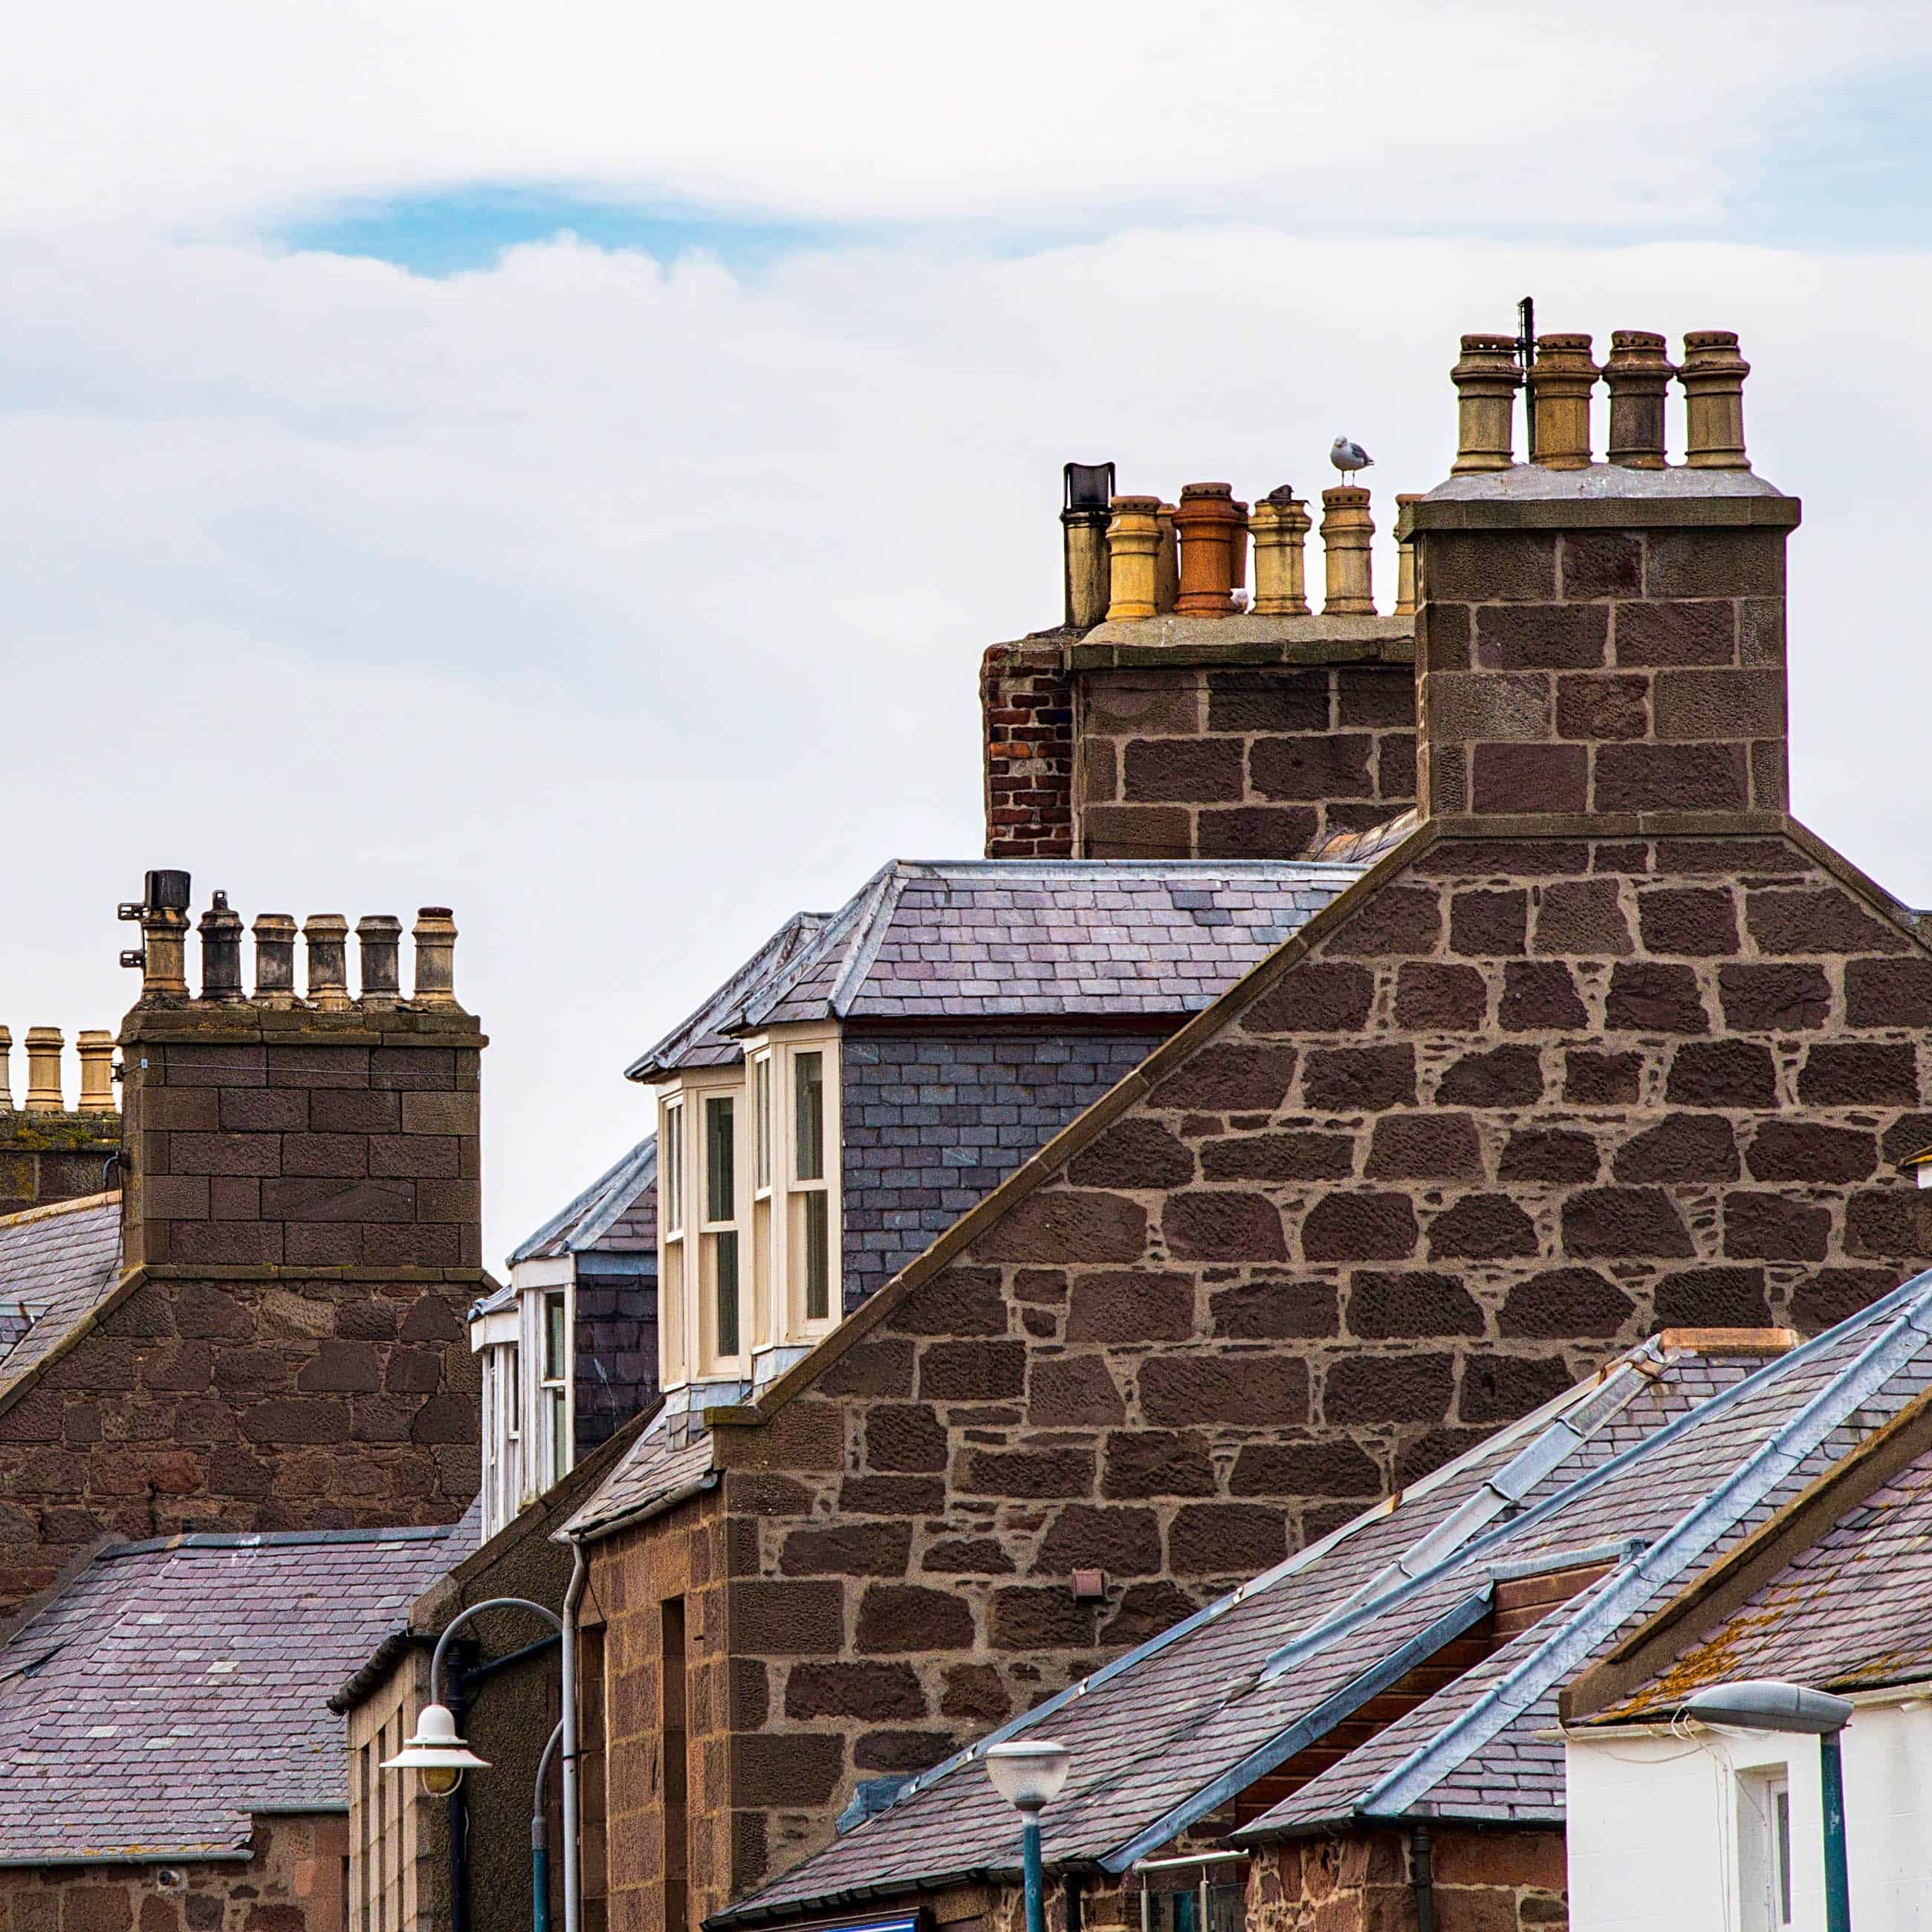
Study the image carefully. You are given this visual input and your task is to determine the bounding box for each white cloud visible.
[7,1,1931,236]
[6,218,1931,1254]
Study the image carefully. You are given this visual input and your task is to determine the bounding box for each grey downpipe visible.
[562,1537,589,1932]
[1409,1826,1434,1932]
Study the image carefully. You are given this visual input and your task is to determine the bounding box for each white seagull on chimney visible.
[1330,436,1374,482]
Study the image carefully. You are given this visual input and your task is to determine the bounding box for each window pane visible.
[805,1191,830,1321]
[548,1387,568,1478]
[664,1108,683,1228]
[754,1060,771,1190]
[1774,1786,1792,1926]
[715,1231,740,1356]
[795,1052,824,1181]
[544,1292,567,1381]
[706,1097,736,1222]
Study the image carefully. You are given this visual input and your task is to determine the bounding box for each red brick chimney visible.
[1413,328,1797,826]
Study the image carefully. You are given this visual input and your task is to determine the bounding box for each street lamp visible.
[1680,1679,1857,1932]
[381,1596,569,1932]
[985,1740,1072,1932]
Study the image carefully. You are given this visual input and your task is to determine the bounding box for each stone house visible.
[554,323,1932,1932]
[716,1282,1932,1932]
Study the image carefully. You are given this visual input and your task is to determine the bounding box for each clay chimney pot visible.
[24,1027,62,1114]
[76,1031,115,1114]
[1604,329,1676,468]
[303,915,354,1013]
[1320,487,1375,616]
[1529,333,1599,470]
[1104,496,1163,623]
[1450,332,1523,473]
[1173,482,1242,617]
[1251,490,1312,617]
[1679,329,1751,469]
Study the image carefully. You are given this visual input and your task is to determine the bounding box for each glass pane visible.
[1774,1786,1792,1925]
[544,1292,567,1381]
[548,1387,569,1478]
[754,1060,771,1190]
[795,1051,824,1181]
[706,1097,736,1222]
[715,1230,740,1356]
[805,1191,830,1321]
[664,1108,682,1228]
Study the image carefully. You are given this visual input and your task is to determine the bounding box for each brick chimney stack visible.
[1413,325,1798,827]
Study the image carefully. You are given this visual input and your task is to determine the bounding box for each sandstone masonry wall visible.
[1247,1828,1569,1932]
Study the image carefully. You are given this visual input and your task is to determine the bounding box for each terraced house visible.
[550,323,1932,1932]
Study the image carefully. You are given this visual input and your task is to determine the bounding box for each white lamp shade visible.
[381,1702,493,1776]
[985,1740,1072,1813]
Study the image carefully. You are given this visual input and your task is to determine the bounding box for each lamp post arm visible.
[429,1598,564,1706]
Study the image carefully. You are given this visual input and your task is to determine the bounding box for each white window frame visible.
[783,1037,840,1342]
[698,1086,747,1377]
[1737,1763,1795,1932]
[658,1091,688,1389]
[538,1285,571,1490]
[468,1302,521,1539]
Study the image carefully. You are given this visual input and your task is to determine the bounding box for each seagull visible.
[1330,436,1374,484]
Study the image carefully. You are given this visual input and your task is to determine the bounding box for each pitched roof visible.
[560,1413,717,1540]
[717,1277,1932,1922]
[0,1193,123,1390]
[509,1138,656,1265]
[1580,1429,1932,1719]
[628,912,831,1079]
[0,1523,473,1864]
[627,861,1363,1077]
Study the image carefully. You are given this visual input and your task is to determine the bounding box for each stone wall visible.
[1077,661,1416,860]
[0,1114,118,1219]
[591,1490,735,1932]
[982,637,1075,859]
[1246,1829,1568,1932]
[0,1814,351,1932]
[840,1029,1170,1312]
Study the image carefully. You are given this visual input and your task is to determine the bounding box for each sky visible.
[7,1,1932,1260]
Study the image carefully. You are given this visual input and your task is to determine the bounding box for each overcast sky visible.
[7,1,1932,1260]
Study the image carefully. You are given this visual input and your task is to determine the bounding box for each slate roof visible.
[627,861,1363,1078]
[560,1414,718,1540]
[509,1138,657,1266]
[718,1278,1932,1922]
[0,1522,474,1864]
[0,1193,123,1390]
[1595,1435,1932,1715]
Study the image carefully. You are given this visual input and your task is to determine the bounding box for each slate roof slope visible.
[628,912,830,1080]
[509,1138,656,1265]
[629,860,1364,1077]
[0,1523,473,1864]
[719,1279,1932,1922]
[562,1418,717,1540]
[1590,1434,1932,1715]
[0,1193,123,1390]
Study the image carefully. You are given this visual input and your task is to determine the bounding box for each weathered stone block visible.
[854,1585,976,1653]
[1301,1191,1419,1262]
[1151,1042,1297,1112]
[1561,1187,1694,1257]
[1122,738,1245,803]
[1606,962,1709,1035]
[1163,1191,1287,1261]
[1303,1045,1417,1112]
[1366,1114,1482,1181]
[1612,599,1737,667]
[1245,963,1375,1034]
[1138,1355,1309,1425]
[1436,1046,1544,1109]
[1427,1193,1540,1259]
[1065,1271,1196,1343]
[1475,603,1608,670]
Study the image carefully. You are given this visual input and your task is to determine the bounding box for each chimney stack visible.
[1251,490,1312,617]
[1450,334,1524,473]
[1105,496,1162,622]
[1529,334,1598,469]
[1413,325,1793,826]
[1173,482,1242,616]
[1680,330,1751,468]
[1061,461,1115,630]
[23,1029,62,1113]
[1320,487,1375,615]
[1605,331,1675,468]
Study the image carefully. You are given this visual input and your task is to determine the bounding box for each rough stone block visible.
[1426,1192,1540,1259]
[1475,603,1608,670]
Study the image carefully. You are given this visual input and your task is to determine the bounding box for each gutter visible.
[563,1469,719,1547]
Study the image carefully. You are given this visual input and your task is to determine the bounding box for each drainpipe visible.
[561,1538,589,1932]
[534,1721,562,1932]
[1819,1729,1851,1932]
[1408,1826,1435,1932]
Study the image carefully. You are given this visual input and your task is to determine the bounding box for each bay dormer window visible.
[701,1093,744,1372]
[789,1048,834,1330]
[661,1096,687,1387]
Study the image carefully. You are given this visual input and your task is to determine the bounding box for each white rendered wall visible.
[1566,1700,1932,1932]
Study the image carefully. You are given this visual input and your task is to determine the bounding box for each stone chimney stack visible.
[1413,325,1796,827]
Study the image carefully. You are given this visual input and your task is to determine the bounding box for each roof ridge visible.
[0,1190,120,1232]
[737,865,894,1033]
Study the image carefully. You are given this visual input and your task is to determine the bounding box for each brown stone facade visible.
[983,626,1417,863]
[0,1112,118,1219]
[1247,1829,1568,1932]
[0,1813,349,1932]
[0,1003,484,1615]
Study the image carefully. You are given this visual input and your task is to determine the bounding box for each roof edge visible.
[0,1188,120,1234]
[1561,1369,1932,1724]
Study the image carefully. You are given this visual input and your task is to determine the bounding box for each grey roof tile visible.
[0,1523,471,1862]
[0,1193,123,1390]
[509,1138,657,1265]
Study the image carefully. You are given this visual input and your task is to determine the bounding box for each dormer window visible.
[701,1094,742,1369]
[791,1050,832,1326]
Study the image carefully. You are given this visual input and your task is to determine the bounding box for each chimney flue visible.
[412,909,461,1010]
[24,1028,62,1114]
[304,915,353,1012]
[0,1027,11,1111]
[1605,331,1676,468]
[76,1032,115,1114]
[129,869,192,1005]
[1155,504,1179,615]
[1173,482,1240,617]
[1529,334,1598,469]
[357,915,403,1009]
[1104,496,1162,622]
[1394,494,1424,617]
[252,914,299,1008]
[198,892,246,1003]
[1320,487,1375,615]
[1450,334,1523,473]
[1680,330,1751,469]
[1061,461,1115,630]
[1251,490,1312,617]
